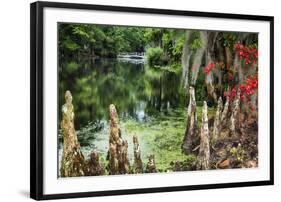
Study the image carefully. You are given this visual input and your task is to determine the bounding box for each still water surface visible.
[58,57,188,172]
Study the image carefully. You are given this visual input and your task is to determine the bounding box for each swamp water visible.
[58,56,202,172]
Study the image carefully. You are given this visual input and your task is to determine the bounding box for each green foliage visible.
[144,29,185,64]
[172,35,185,61]
[157,63,182,74]
[59,24,146,59]
[194,67,208,102]
[222,32,238,47]
[159,30,186,63]
[59,24,187,73]
[162,32,171,48]
[66,62,79,73]
[61,38,80,52]
[189,31,203,50]
[189,38,202,50]
[144,28,164,46]
[146,47,166,67]
[120,27,145,52]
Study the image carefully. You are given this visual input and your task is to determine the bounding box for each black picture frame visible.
[30,1,274,200]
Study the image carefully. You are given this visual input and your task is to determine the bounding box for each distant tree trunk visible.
[182,87,197,153]
[212,97,223,144]
[159,77,162,110]
[206,72,217,103]
[225,47,233,69]
[205,32,219,102]
[60,91,85,177]
[90,45,96,58]
[197,101,210,170]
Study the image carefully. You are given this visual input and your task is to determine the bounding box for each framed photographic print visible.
[30,1,274,200]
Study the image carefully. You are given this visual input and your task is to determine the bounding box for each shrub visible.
[146,47,166,67]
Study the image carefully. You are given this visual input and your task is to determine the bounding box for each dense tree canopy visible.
[59,24,146,59]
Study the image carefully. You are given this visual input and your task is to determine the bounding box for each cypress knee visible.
[230,89,241,136]
[221,96,230,126]
[119,140,130,174]
[85,151,105,176]
[60,90,85,177]
[108,104,130,174]
[146,154,157,173]
[108,143,119,175]
[212,97,223,144]
[133,134,143,173]
[182,86,197,153]
[197,101,210,170]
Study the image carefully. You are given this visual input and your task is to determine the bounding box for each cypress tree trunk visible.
[181,31,192,88]
[225,46,233,69]
[190,31,208,85]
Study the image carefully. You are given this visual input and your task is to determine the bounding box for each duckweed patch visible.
[59,106,215,172]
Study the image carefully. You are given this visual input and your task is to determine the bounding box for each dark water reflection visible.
[59,57,186,130]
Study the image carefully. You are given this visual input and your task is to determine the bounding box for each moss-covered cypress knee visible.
[60,90,85,177]
[197,101,210,170]
[133,134,143,173]
[182,86,198,153]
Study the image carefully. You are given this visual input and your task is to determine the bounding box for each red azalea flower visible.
[239,50,243,56]
[234,43,258,66]
[250,48,257,53]
[224,75,258,101]
[203,62,216,74]
[234,43,241,50]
